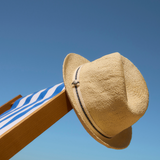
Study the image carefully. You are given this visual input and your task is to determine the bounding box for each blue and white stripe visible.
[0,82,65,136]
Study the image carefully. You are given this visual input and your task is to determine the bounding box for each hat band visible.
[72,66,111,139]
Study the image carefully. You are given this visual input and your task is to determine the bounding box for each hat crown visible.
[78,53,149,137]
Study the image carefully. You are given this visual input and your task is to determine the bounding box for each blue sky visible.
[0,0,160,159]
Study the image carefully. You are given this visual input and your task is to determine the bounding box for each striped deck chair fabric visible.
[0,82,65,137]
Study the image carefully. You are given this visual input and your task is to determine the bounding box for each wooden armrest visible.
[0,95,22,115]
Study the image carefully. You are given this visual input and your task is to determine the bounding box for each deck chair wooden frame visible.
[0,90,72,160]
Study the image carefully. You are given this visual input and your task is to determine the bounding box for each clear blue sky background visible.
[0,0,160,159]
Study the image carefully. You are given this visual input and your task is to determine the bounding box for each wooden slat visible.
[0,90,72,160]
[0,95,22,115]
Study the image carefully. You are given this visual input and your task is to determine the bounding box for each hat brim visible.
[63,53,132,149]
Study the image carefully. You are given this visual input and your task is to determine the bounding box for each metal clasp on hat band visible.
[72,80,80,86]
[72,66,81,87]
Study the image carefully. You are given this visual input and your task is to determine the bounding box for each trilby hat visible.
[63,52,149,149]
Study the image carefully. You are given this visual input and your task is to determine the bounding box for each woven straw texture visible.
[63,52,149,149]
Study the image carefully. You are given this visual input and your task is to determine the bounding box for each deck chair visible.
[0,82,72,160]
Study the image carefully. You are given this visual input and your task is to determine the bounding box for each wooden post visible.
[0,90,72,160]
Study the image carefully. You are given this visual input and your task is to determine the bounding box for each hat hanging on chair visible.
[63,52,149,149]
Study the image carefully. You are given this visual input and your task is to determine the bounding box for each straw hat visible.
[63,52,149,149]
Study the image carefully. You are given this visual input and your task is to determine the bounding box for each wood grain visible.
[0,90,72,160]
